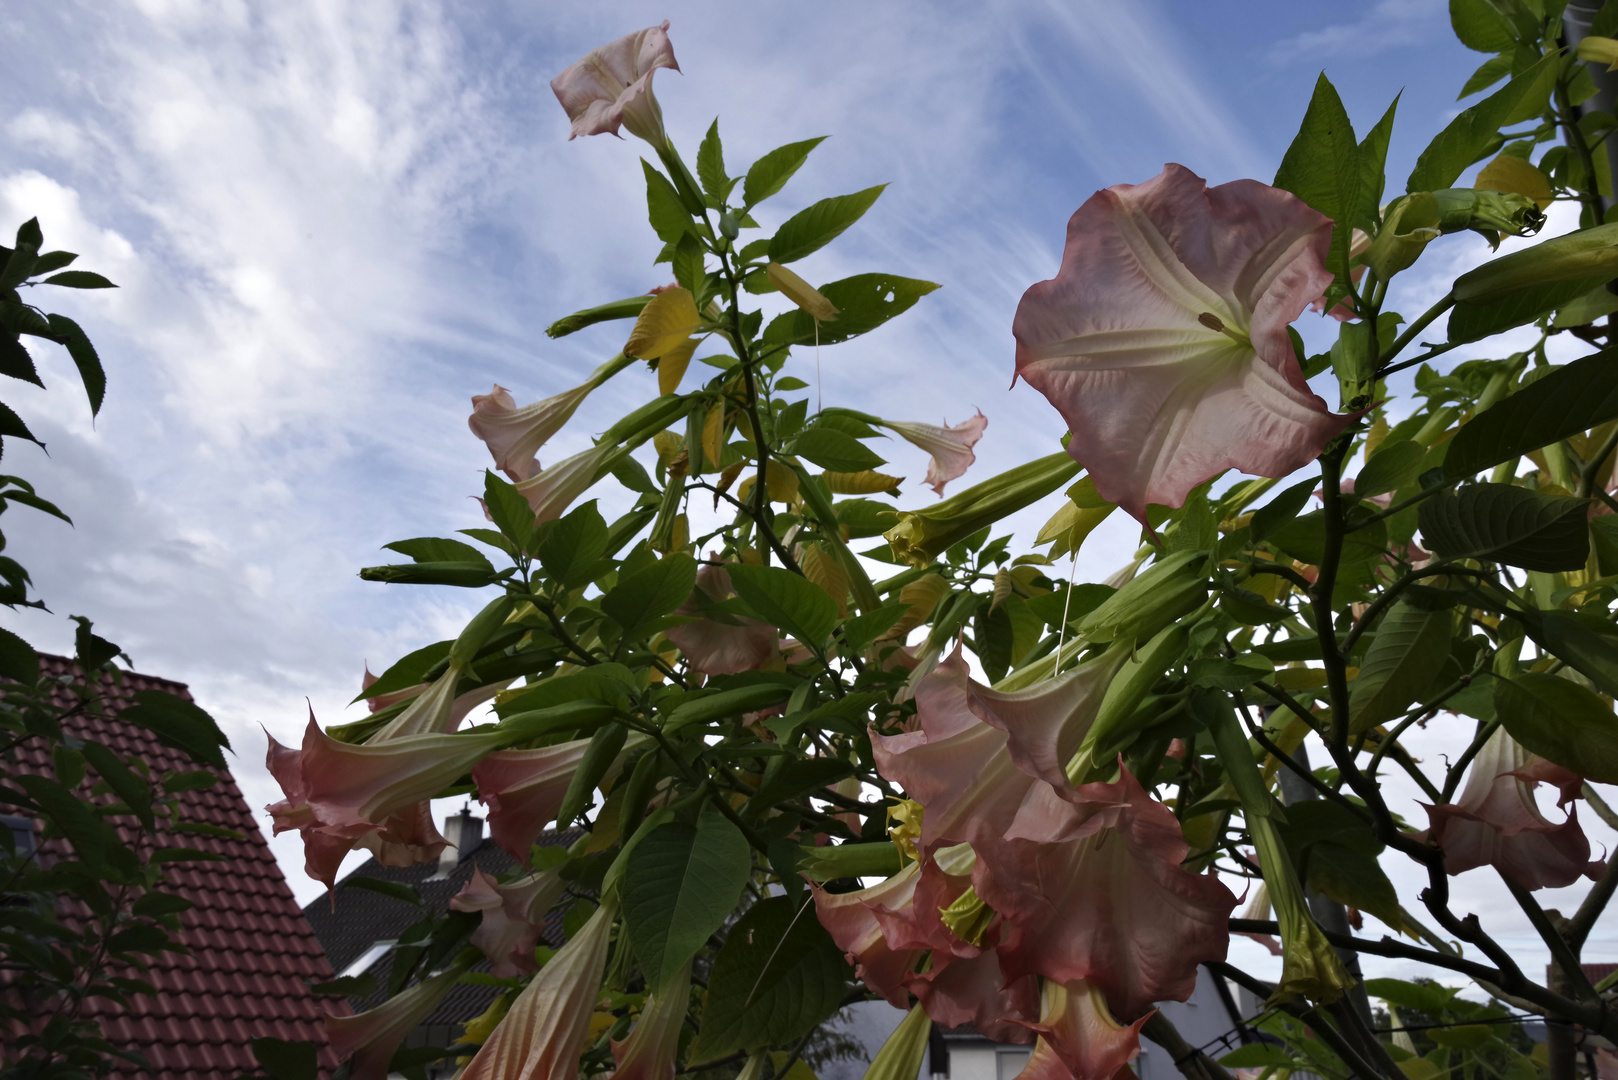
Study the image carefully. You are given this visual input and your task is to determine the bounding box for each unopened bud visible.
[1072,549,1208,645]
[1578,34,1618,71]
[1364,193,1442,280]
[766,262,838,322]
[1455,222,1618,303]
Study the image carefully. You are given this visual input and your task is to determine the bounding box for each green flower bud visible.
[1072,549,1208,645]
[884,452,1081,567]
[1454,222,1618,303]
[863,1005,932,1080]
[1432,187,1545,240]
[1364,193,1442,281]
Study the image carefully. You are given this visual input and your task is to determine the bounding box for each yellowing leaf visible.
[991,567,1014,611]
[653,429,685,468]
[823,469,902,494]
[625,287,702,360]
[799,542,849,617]
[885,573,950,639]
[1274,666,1329,691]
[766,262,839,322]
[737,460,801,506]
[1476,153,1553,209]
[659,337,698,395]
[714,461,746,505]
[702,402,727,463]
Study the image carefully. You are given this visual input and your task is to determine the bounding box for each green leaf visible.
[352,640,450,703]
[29,250,76,275]
[1519,609,1618,698]
[1444,350,1618,478]
[1274,74,1360,279]
[251,1037,319,1080]
[340,876,423,906]
[1186,654,1276,691]
[673,233,706,297]
[81,740,154,829]
[840,601,909,651]
[556,722,628,825]
[1449,0,1516,52]
[767,185,886,264]
[697,119,730,204]
[643,159,694,245]
[1269,510,1390,592]
[1448,274,1607,342]
[694,895,848,1058]
[1251,479,1316,543]
[748,758,855,809]
[131,890,192,917]
[384,537,494,568]
[118,690,231,769]
[43,315,104,415]
[743,137,827,208]
[483,470,534,552]
[15,774,111,870]
[358,561,501,587]
[762,273,940,347]
[1221,1045,1300,1069]
[726,563,839,649]
[0,220,40,290]
[1408,53,1558,192]
[1460,53,1513,98]
[0,400,42,449]
[0,625,39,685]
[1417,484,1588,571]
[0,337,42,387]
[624,810,751,990]
[1494,673,1618,783]
[536,500,610,588]
[1354,93,1400,232]
[791,428,885,472]
[602,552,698,641]
[1349,601,1453,733]
[1357,440,1426,498]
[42,270,115,289]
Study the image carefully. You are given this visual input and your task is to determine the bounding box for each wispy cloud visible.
[1269,0,1449,65]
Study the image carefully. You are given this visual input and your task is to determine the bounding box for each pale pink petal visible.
[811,864,926,1008]
[473,738,593,863]
[357,802,449,869]
[979,768,1237,1017]
[550,22,680,144]
[1512,755,1587,809]
[513,444,620,524]
[363,666,510,729]
[470,381,597,483]
[1011,979,1149,1080]
[908,948,1039,1045]
[1013,163,1349,523]
[327,964,463,1080]
[666,562,777,675]
[451,866,569,977]
[1423,727,1604,890]
[886,411,988,497]
[459,901,616,1080]
[611,960,692,1080]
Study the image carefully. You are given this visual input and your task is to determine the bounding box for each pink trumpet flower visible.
[326,963,465,1080]
[871,645,1124,854]
[551,22,680,145]
[977,768,1238,1019]
[1423,727,1605,891]
[885,412,988,497]
[665,561,777,675]
[459,900,617,1080]
[514,444,622,524]
[451,866,569,977]
[361,665,507,731]
[473,737,594,863]
[1014,979,1150,1080]
[611,959,693,1080]
[1012,163,1351,523]
[468,357,632,483]
[811,860,928,1009]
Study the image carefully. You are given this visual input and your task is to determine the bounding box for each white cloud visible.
[1270,0,1449,64]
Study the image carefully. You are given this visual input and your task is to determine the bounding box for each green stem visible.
[1376,292,1455,370]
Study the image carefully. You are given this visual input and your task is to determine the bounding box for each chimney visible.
[428,808,483,880]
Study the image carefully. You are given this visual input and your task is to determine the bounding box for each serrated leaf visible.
[767,185,886,264]
[1444,350,1618,478]
[15,774,111,870]
[0,337,42,387]
[1408,53,1558,192]
[81,740,154,829]
[743,137,827,208]
[762,273,938,347]
[45,315,105,415]
[791,428,885,473]
[726,563,839,649]
[0,625,38,685]
[1417,484,1588,571]
[1494,673,1618,783]
[0,400,41,448]
[1349,601,1453,733]
[624,810,751,990]
[694,895,848,1057]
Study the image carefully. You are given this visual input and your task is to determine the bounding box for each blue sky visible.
[3,0,1610,986]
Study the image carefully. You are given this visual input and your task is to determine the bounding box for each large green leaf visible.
[1449,0,1515,52]
[743,137,826,208]
[0,624,39,685]
[1518,609,1618,699]
[383,537,494,569]
[1250,479,1316,543]
[726,563,839,648]
[1267,509,1390,592]
[1407,53,1557,192]
[15,774,113,871]
[791,428,885,472]
[1494,673,1618,783]
[1357,439,1425,498]
[536,501,610,588]
[695,895,848,1057]
[762,273,940,347]
[1416,484,1588,571]
[119,690,231,769]
[643,159,694,244]
[767,185,886,264]
[1274,74,1359,279]
[351,640,451,703]
[483,470,535,552]
[624,810,752,990]
[602,552,699,641]
[1448,275,1608,343]
[1353,94,1400,232]
[1349,601,1453,732]
[1443,350,1618,478]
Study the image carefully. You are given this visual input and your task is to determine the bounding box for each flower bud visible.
[862,1004,932,1080]
[1578,34,1618,70]
[1364,193,1441,281]
[766,262,838,322]
[884,452,1081,567]
[1072,549,1208,645]
[1454,222,1618,303]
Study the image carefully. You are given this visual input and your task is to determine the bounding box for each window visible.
[1,815,35,858]
[996,1050,1032,1080]
[336,940,395,981]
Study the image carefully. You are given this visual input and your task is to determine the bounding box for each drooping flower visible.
[451,865,569,977]
[1012,163,1351,523]
[665,562,777,675]
[361,665,508,729]
[811,860,927,1009]
[551,22,680,144]
[882,412,987,497]
[473,737,595,863]
[976,768,1238,1018]
[1423,726,1605,890]
[469,357,632,483]
[514,443,624,524]
[459,900,617,1080]
[326,962,467,1080]
[611,959,692,1080]
[1013,978,1151,1080]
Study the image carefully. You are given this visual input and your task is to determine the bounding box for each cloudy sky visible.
[4,0,1612,994]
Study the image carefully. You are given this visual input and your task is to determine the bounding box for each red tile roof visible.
[5,655,341,1079]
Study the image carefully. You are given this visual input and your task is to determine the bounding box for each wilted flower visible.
[451,865,569,977]
[551,22,680,144]
[1012,163,1351,523]
[884,412,988,497]
[1424,726,1604,890]
[459,900,617,1080]
[326,962,466,1080]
